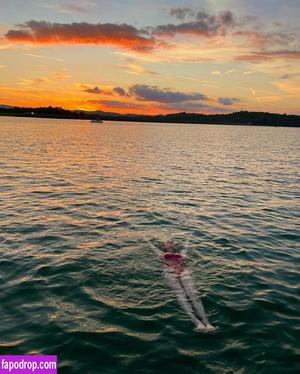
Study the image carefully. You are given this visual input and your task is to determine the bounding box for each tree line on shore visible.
[0,105,299,127]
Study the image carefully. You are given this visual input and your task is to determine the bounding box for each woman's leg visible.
[164,271,206,330]
[180,270,215,330]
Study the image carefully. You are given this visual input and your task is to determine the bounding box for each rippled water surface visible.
[0,117,299,373]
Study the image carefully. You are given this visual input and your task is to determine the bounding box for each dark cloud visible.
[128,84,208,103]
[154,10,236,37]
[5,20,158,52]
[169,8,235,26]
[84,86,102,94]
[218,11,235,26]
[87,99,229,114]
[84,82,234,113]
[166,8,295,52]
[85,84,210,105]
[113,86,126,96]
[84,86,128,96]
[169,7,194,21]
[217,97,240,106]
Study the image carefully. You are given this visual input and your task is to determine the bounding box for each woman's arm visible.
[180,245,188,257]
[148,240,163,258]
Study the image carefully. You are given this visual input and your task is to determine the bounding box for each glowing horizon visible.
[1,0,300,115]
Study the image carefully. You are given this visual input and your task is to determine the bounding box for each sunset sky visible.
[1,0,300,114]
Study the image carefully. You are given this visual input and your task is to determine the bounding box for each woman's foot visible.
[195,321,216,333]
[194,321,207,332]
[205,323,216,332]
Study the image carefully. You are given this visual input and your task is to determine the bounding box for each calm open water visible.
[0,117,299,374]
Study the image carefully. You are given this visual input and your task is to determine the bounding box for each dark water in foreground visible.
[0,117,299,373]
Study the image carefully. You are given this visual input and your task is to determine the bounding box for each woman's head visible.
[163,240,176,252]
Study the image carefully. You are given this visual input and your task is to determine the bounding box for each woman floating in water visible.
[151,240,215,332]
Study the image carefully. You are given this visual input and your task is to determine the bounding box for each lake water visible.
[0,117,299,373]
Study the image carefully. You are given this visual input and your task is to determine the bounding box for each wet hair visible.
[162,246,176,253]
[172,245,178,253]
[163,240,177,253]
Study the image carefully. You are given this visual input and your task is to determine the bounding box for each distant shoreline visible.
[1,106,300,127]
[1,113,300,128]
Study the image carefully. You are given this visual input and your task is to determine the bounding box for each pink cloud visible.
[5,21,158,52]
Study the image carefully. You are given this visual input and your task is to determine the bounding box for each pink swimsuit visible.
[161,252,185,275]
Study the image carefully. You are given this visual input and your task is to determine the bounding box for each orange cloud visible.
[115,63,159,75]
[273,80,300,95]
[20,77,50,85]
[53,71,71,80]
[0,43,16,50]
[0,84,90,109]
[236,50,300,62]
[5,21,158,52]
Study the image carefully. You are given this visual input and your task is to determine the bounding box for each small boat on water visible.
[90,119,103,123]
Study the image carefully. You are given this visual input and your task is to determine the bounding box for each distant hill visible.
[0,105,299,127]
[0,104,16,109]
[74,109,121,117]
[159,111,300,127]
[80,109,142,117]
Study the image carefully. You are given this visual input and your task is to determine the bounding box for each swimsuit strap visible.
[163,252,183,260]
